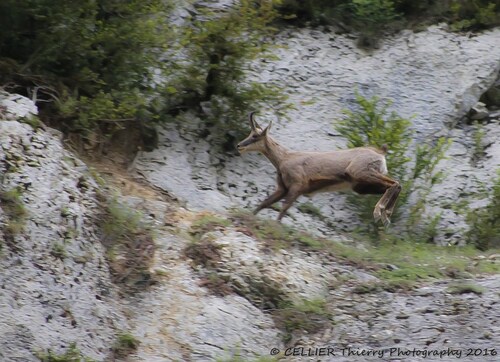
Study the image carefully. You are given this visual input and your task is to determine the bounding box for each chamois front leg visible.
[277,186,302,221]
[253,176,287,215]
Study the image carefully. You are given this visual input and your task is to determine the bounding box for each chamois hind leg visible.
[253,176,287,215]
[372,176,401,226]
[352,171,401,226]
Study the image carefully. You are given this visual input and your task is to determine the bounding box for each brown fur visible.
[237,112,401,225]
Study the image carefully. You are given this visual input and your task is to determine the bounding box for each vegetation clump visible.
[276,0,500,46]
[99,198,156,292]
[0,186,27,248]
[273,298,332,342]
[0,0,172,146]
[111,332,141,359]
[173,0,289,148]
[0,0,288,151]
[447,282,485,295]
[334,91,450,241]
[36,342,94,362]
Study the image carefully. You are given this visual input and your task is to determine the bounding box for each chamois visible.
[237,112,401,226]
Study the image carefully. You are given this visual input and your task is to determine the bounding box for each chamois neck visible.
[262,137,290,169]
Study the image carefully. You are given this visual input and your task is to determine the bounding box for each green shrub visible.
[274,298,332,342]
[450,0,500,30]
[335,91,450,239]
[0,0,172,142]
[447,282,485,295]
[466,170,500,250]
[276,0,500,43]
[112,332,140,358]
[0,187,27,247]
[174,0,289,148]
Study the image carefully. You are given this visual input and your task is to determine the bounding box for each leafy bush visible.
[112,332,141,359]
[0,0,171,144]
[335,92,450,239]
[466,170,500,250]
[450,0,500,30]
[276,0,500,44]
[174,0,289,147]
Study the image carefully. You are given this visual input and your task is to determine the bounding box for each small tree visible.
[335,92,450,240]
[174,0,289,147]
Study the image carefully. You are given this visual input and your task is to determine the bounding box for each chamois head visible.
[237,112,272,153]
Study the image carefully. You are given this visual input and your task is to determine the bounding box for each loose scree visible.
[237,112,401,226]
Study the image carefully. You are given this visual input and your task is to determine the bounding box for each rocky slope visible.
[1,23,500,362]
[0,95,129,361]
[134,25,500,244]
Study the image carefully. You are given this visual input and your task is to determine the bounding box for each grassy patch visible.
[466,170,500,250]
[99,198,156,293]
[36,342,94,362]
[189,213,232,239]
[297,202,324,220]
[111,332,140,359]
[229,210,327,251]
[51,243,67,260]
[447,282,486,295]
[19,115,43,130]
[273,298,332,343]
[0,186,27,249]
[230,210,500,287]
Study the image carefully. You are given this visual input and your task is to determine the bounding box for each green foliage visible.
[0,0,171,141]
[112,332,140,358]
[466,170,500,250]
[175,0,289,146]
[274,298,331,342]
[99,198,156,290]
[36,343,94,362]
[297,202,324,219]
[190,214,232,238]
[229,210,326,250]
[447,282,485,295]
[0,186,27,246]
[450,0,500,31]
[348,0,400,45]
[334,92,450,239]
[51,243,67,260]
[336,91,412,181]
[471,121,486,164]
[276,0,500,45]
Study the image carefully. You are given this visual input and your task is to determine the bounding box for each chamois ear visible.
[262,121,273,136]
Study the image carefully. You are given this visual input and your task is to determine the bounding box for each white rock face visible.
[0,120,129,361]
[0,91,38,120]
[135,25,500,242]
